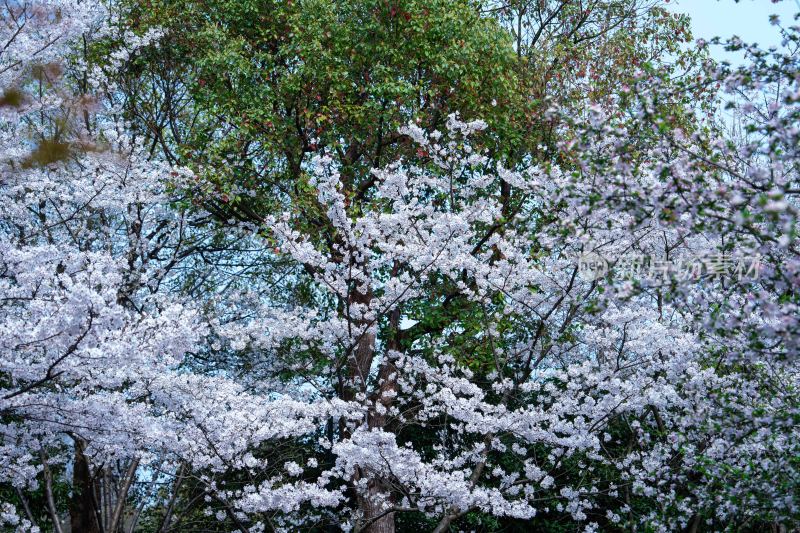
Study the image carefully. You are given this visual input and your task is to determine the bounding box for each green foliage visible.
[124,0,524,209]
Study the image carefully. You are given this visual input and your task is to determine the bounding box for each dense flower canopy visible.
[0,0,798,532]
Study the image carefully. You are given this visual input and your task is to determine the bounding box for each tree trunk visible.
[342,288,396,533]
[358,486,395,533]
[360,316,401,533]
[70,439,101,533]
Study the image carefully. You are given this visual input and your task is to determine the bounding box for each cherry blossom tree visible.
[0,2,206,530]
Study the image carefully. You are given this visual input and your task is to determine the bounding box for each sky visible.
[668,0,800,61]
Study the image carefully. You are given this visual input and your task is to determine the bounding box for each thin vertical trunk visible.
[40,450,64,533]
[158,463,185,533]
[15,487,38,528]
[108,458,139,533]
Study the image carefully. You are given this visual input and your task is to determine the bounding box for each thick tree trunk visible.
[70,439,101,533]
[360,312,401,533]
[341,288,376,405]
[352,458,395,533]
[342,289,397,533]
[358,487,395,533]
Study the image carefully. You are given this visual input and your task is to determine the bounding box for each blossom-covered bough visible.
[0,1,798,532]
